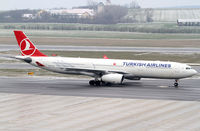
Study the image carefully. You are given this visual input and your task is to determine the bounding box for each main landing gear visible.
[174,79,179,88]
[89,80,111,87]
[89,80,101,86]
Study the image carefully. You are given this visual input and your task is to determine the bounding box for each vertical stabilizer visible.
[14,31,47,57]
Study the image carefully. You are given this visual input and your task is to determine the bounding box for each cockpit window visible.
[186,67,192,70]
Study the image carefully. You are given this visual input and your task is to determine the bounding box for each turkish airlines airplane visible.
[13,31,197,87]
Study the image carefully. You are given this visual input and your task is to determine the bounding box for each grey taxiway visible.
[0,77,200,101]
[0,77,200,130]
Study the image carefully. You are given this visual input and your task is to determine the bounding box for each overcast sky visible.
[1,0,200,10]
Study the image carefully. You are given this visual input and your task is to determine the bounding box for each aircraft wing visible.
[65,67,127,75]
[65,67,140,80]
[2,56,33,63]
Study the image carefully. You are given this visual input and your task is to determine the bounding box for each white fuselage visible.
[24,56,197,80]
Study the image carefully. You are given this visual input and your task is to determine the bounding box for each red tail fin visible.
[14,31,47,57]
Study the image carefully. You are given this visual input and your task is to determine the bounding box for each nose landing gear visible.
[174,79,179,88]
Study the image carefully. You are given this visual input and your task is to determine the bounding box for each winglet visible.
[14,31,47,57]
[103,55,109,59]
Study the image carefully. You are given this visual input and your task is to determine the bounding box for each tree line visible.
[0,6,128,24]
[0,0,151,24]
[3,23,200,34]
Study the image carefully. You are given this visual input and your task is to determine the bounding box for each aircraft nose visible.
[192,69,198,75]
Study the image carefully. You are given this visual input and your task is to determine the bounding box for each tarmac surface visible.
[0,77,200,130]
[0,77,200,101]
[1,45,200,53]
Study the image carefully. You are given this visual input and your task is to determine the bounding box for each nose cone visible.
[191,69,198,76]
[184,69,198,78]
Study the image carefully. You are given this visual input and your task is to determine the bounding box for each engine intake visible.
[101,74,124,84]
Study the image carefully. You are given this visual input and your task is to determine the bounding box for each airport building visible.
[177,19,200,26]
[47,9,95,19]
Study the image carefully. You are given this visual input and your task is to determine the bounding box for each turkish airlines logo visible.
[20,38,36,56]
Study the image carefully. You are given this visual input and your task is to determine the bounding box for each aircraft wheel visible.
[174,82,179,88]
[174,79,179,88]
[95,81,101,86]
[89,80,95,86]
[105,82,112,86]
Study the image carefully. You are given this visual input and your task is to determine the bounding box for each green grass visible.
[0,59,18,63]
[1,22,200,34]
[1,29,200,40]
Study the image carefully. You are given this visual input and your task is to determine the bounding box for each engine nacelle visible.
[101,74,124,84]
[124,74,141,80]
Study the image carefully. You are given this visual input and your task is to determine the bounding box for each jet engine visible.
[101,74,124,84]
